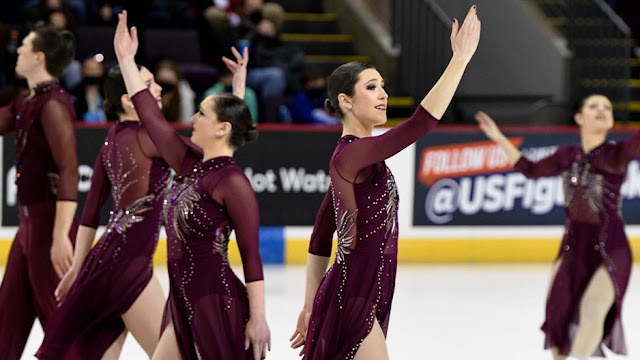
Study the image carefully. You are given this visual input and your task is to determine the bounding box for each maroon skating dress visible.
[304,105,438,359]
[35,121,171,359]
[132,89,264,360]
[0,81,79,360]
[514,134,640,357]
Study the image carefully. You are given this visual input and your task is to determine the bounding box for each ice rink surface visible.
[9,264,640,359]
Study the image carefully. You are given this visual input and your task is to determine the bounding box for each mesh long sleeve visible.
[616,130,640,169]
[80,146,111,228]
[131,89,200,174]
[211,168,264,283]
[334,105,438,181]
[308,187,336,257]
[514,146,573,179]
[40,98,78,201]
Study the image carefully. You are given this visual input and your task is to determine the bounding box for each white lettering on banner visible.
[424,159,640,224]
[6,166,16,206]
[521,146,558,161]
[425,172,564,224]
[5,165,95,207]
[280,168,330,193]
[244,167,330,194]
[78,165,93,192]
[621,160,640,198]
[244,168,278,193]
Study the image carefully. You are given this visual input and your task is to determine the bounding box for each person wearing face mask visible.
[36,63,169,360]
[70,55,107,122]
[289,68,338,125]
[290,6,480,360]
[474,95,634,360]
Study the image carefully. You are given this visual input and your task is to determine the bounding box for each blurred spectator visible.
[70,55,107,122]
[203,0,282,35]
[0,24,26,104]
[155,60,196,123]
[200,0,294,102]
[48,8,77,33]
[289,68,338,125]
[0,22,10,89]
[25,0,79,29]
[86,0,152,25]
[202,67,259,122]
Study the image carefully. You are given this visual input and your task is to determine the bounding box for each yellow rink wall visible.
[2,236,640,266]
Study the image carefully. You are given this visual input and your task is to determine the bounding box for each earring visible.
[130,104,134,109]
[346,104,353,109]
[216,131,221,136]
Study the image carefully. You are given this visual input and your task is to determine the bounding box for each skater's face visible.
[343,68,388,127]
[191,96,230,147]
[15,32,44,78]
[575,95,613,133]
[139,67,163,109]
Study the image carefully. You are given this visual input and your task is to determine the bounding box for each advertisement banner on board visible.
[413,130,640,226]
[2,127,341,226]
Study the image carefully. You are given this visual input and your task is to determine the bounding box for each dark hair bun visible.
[245,126,259,143]
[324,99,336,115]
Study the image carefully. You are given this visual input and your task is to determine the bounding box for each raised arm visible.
[475,111,569,178]
[334,6,481,177]
[114,11,193,173]
[475,111,522,164]
[421,6,480,119]
[222,46,249,100]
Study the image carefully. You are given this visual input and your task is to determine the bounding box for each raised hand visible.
[450,5,481,64]
[113,10,139,61]
[475,111,505,142]
[222,46,249,99]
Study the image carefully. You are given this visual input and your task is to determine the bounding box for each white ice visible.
[9,264,640,359]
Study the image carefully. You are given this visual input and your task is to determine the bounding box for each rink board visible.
[3,125,640,265]
[2,231,640,265]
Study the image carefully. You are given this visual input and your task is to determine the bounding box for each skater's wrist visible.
[52,231,70,243]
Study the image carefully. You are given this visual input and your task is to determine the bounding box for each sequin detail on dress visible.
[563,161,605,213]
[213,226,231,265]
[335,210,356,264]
[384,173,399,238]
[169,179,202,243]
[104,144,140,209]
[107,194,154,235]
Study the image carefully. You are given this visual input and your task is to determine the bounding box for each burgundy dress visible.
[514,134,639,357]
[0,81,79,360]
[36,121,171,359]
[132,89,264,360]
[304,106,438,359]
